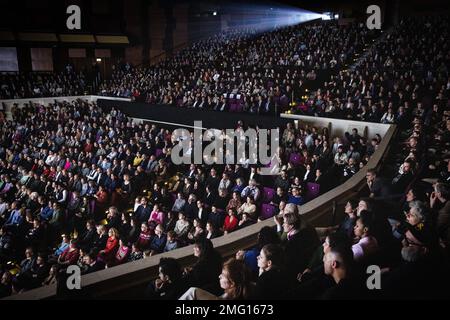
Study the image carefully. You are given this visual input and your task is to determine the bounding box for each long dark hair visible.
[257,226,280,250]
[194,238,215,261]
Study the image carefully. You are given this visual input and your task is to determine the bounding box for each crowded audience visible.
[1,65,88,99]
[99,21,377,115]
[0,14,448,299]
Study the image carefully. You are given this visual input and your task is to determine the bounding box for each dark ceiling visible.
[0,0,448,33]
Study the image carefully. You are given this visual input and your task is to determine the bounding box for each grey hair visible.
[408,203,424,221]
[284,203,299,216]
[435,183,449,199]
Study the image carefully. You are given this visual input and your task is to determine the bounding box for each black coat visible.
[283,225,320,280]
[254,268,290,300]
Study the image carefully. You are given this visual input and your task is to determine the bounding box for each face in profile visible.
[257,249,270,270]
[193,245,200,257]
[219,269,232,291]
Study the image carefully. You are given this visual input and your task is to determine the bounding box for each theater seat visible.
[289,153,302,166]
[260,204,276,220]
[305,182,320,201]
[155,149,163,158]
[262,187,275,203]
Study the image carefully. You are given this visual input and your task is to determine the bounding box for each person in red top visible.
[57,239,80,267]
[99,228,119,265]
[94,185,109,212]
[47,166,56,180]
[84,139,93,153]
[137,222,153,250]
[223,209,239,234]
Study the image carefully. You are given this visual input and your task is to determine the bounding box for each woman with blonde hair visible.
[99,227,119,265]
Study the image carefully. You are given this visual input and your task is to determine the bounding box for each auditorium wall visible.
[281,113,391,141]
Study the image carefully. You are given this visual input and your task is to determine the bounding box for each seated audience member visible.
[205,221,222,240]
[163,211,177,232]
[127,217,141,246]
[82,252,105,275]
[237,196,257,220]
[42,265,58,287]
[98,227,119,265]
[316,200,358,239]
[321,245,366,299]
[364,169,389,199]
[352,211,379,263]
[179,258,253,300]
[207,206,226,231]
[28,253,50,289]
[254,244,289,300]
[236,226,281,275]
[128,242,143,262]
[174,212,190,241]
[183,238,222,294]
[145,257,189,300]
[171,193,186,213]
[430,183,450,250]
[150,224,167,255]
[164,231,179,252]
[294,231,352,299]
[187,218,205,243]
[112,237,130,266]
[381,241,449,299]
[57,240,80,268]
[281,206,320,281]
[137,222,153,250]
[237,212,255,229]
[287,187,305,206]
[223,209,239,234]
[78,220,98,252]
[148,204,165,227]
[92,225,108,253]
[53,234,71,257]
[391,160,414,194]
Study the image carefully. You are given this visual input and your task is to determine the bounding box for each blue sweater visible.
[150,234,167,253]
[5,210,22,226]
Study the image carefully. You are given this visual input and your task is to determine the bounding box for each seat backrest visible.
[289,153,301,166]
[155,149,163,157]
[305,182,320,201]
[262,187,275,203]
[260,204,276,220]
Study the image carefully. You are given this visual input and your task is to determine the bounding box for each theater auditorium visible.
[0,0,449,301]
